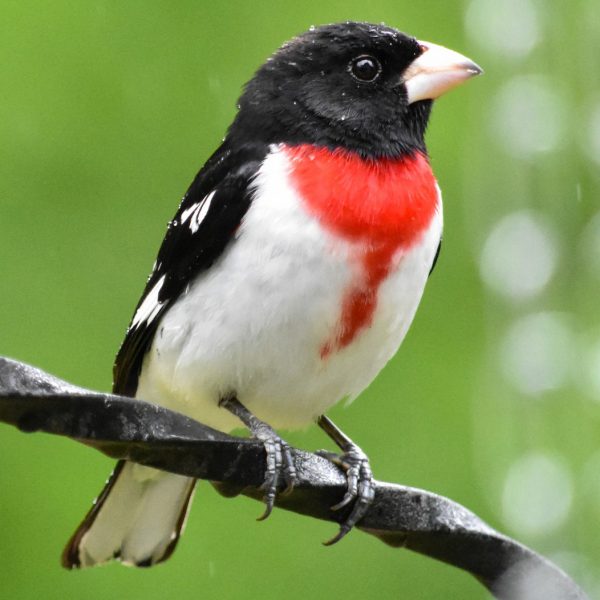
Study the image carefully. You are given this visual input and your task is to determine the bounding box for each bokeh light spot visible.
[584,338,600,400]
[500,312,573,396]
[549,551,600,598]
[480,211,559,301]
[465,0,540,58]
[579,211,600,280]
[581,451,600,519]
[491,76,566,158]
[502,452,573,537]
[584,103,600,165]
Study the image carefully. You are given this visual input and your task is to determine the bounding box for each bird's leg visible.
[316,415,375,545]
[219,396,297,520]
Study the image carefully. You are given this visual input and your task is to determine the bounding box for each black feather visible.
[429,239,442,276]
[113,22,438,396]
[113,142,268,396]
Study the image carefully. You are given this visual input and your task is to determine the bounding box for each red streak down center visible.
[285,144,439,358]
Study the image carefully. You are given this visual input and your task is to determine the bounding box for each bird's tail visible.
[62,460,196,568]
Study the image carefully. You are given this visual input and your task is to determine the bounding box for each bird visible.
[62,21,481,568]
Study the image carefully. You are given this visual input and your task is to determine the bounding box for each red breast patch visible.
[285,144,439,358]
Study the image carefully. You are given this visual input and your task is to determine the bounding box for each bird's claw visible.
[316,445,375,545]
[218,397,297,521]
[255,427,297,520]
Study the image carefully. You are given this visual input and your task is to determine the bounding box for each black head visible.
[227,23,427,159]
[227,22,482,159]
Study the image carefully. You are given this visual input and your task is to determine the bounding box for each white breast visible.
[136,147,443,432]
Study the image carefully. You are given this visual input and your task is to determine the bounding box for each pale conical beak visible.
[404,41,483,104]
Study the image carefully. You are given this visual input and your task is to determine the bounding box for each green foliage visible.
[1,1,599,597]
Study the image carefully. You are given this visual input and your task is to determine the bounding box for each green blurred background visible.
[1,0,600,598]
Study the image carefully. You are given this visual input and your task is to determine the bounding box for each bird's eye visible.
[349,55,381,82]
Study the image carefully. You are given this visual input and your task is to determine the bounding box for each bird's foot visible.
[251,421,297,520]
[219,396,297,520]
[317,416,376,545]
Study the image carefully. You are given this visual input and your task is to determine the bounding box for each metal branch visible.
[0,357,587,599]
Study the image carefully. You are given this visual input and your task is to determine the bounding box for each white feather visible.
[136,146,443,431]
[77,464,195,567]
[131,275,166,328]
[74,145,442,567]
[181,190,215,234]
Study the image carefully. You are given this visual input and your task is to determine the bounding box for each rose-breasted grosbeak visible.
[63,22,481,568]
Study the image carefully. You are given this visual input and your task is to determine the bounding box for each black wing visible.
[428,238,442,276]
[113,142,268,396]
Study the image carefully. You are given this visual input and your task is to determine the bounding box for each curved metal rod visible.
[0,357,587,599]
